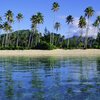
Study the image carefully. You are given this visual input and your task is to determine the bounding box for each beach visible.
[0,49,100,57]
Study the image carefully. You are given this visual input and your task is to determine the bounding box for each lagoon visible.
[0,57,100,100]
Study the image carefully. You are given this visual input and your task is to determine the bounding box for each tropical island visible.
[0,2,100,57]
[0,1,100,100]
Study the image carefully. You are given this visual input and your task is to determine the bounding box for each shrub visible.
[35,41,56,50]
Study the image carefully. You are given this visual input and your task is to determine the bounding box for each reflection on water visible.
[0,57,99,100]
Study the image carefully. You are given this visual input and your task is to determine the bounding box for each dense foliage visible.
[0,30,99,50]
[0,2,100,50]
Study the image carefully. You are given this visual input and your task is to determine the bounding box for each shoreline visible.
[0,49,100,57]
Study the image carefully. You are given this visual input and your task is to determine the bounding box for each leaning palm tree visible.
[51,2,60,45]
[66,15,74,48]
[78,16,86,46]
[16,13,23,47]
[5,10,14,46]
[3,22,12,47]
[84,6,94,49]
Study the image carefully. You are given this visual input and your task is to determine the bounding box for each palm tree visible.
[54,22,61,45]
[3,22,12,47]
[5,10,14,24]
[78,16,86,47]
[66,15,74,48]
[5,10,14,46]
[29,14,37,48]
[51,2,60,45]
[29,12,44,48]
[36,12,44,43]
[16,13,23,47]
[84,6,94,48]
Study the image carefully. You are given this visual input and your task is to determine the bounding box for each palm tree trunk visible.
[37,26,41,43]
[67,25,71,49]
[52,13,56,45]
[50,32,51,44]
[2,35,5,48]
[16,37,18,47]
[79,29,83,48]
[67,38,69,49]
[85,18,89,49]
[5,32,8,47]
[16,22,20,47]
[28,32,31,48]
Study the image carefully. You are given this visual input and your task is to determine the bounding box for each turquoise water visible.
[0,57,100,100]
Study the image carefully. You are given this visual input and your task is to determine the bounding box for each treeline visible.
[0,30,99,50]
[0,2,100,50]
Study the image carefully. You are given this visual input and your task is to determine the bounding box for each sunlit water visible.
[0,57,100,100]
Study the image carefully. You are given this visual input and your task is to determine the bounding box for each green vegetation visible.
[0,2,100,50]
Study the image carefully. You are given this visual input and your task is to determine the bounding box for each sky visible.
[0,0,100,38]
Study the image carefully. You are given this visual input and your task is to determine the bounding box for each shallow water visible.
[0,56,100,100]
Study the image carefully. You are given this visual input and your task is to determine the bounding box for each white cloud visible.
[68,17,98,38]
[96,11,100,16]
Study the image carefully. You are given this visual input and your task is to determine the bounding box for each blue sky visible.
[0,0,100,37]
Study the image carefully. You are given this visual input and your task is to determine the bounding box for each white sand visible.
[0,49,99,57]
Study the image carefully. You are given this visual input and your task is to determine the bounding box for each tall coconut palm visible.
[36,12,44,43]
[66,15,74,48]
[78,16,86,47]
[5,10,14,46]
[29,12,44,48]
[54,22,61,45]
[29,14,37,48]
[16,13,23,47]
[3,22,12,47]
[51,2,60,45]
[84,6,94,48]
